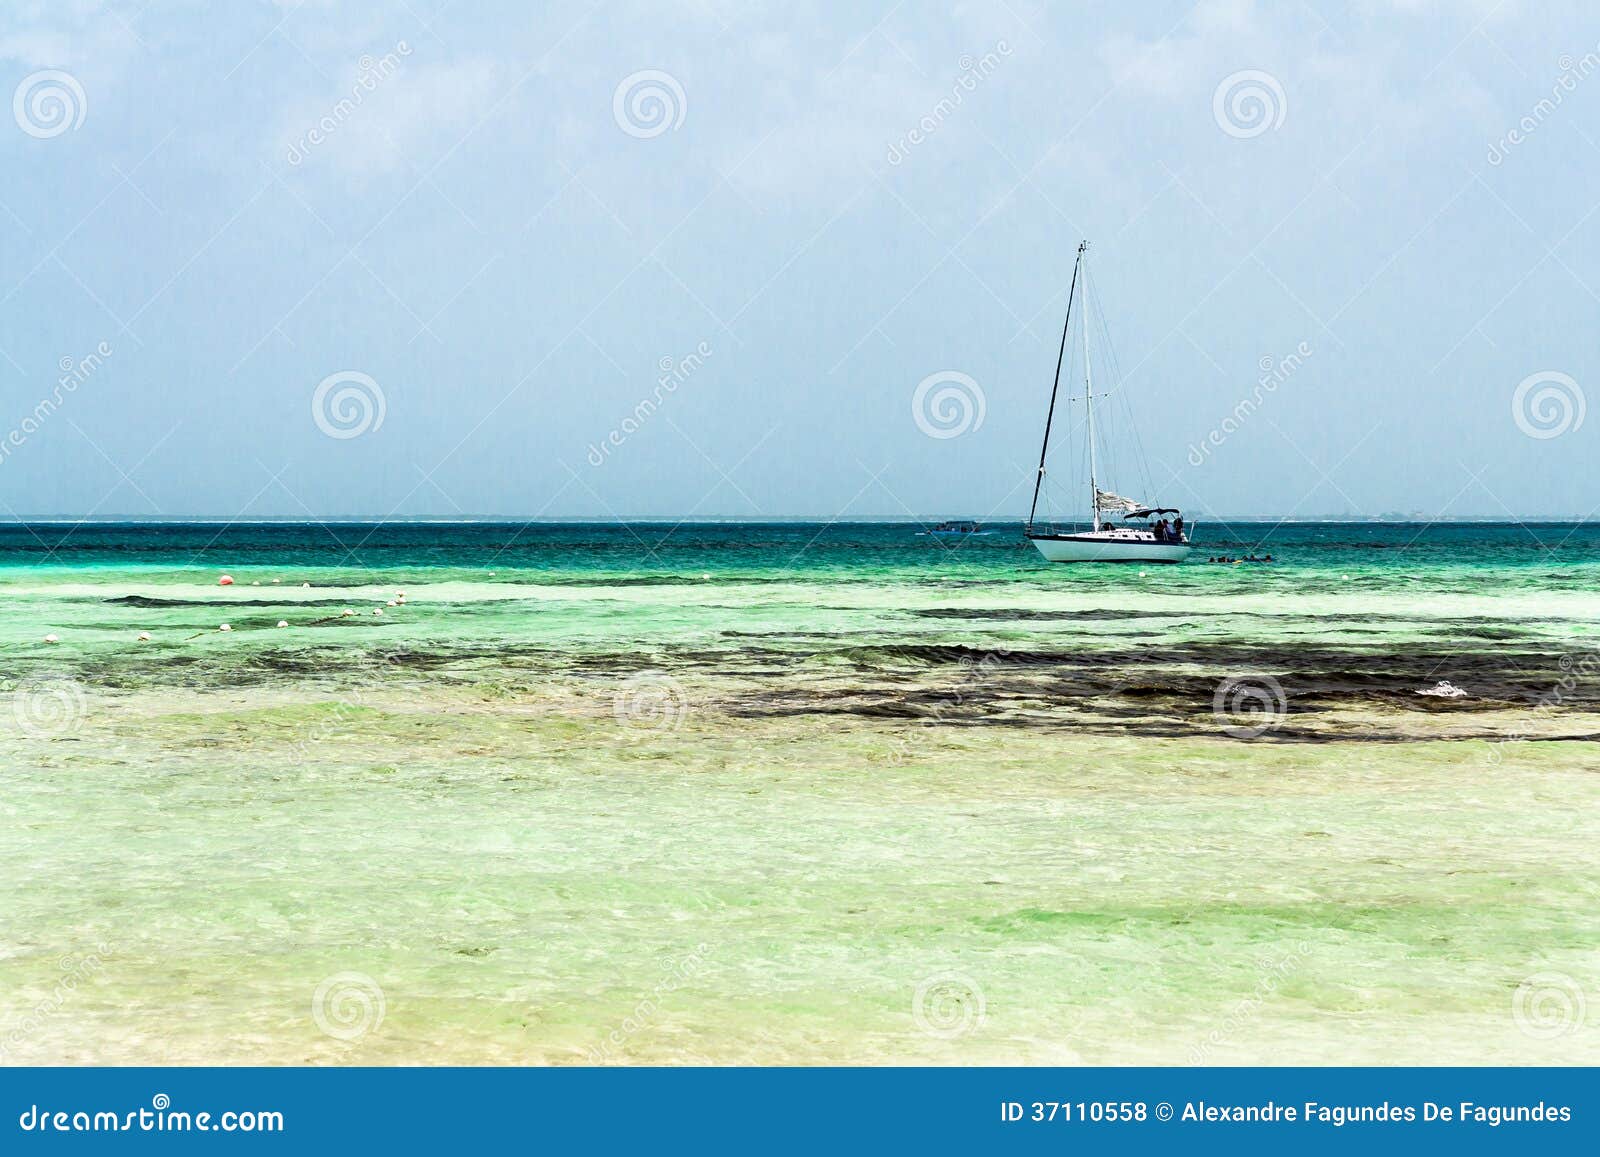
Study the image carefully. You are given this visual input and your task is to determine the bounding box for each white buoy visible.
[302,582,311,588]
[341,609,354,617]
[219,623,232,632]
[138,631,151,642]
[277,620,288,628]
[271,579,281,584]
[252,581,261,586]
[44,633,59,644]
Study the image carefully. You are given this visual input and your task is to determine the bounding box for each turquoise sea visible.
[2,521,1597,1063]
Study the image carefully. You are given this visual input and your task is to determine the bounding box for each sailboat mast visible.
[1026,242,1084,532]
[1082,246,1098,529]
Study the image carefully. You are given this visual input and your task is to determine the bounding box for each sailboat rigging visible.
[1025,241,1193,564]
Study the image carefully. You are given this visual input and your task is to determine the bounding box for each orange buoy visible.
[219,575,234,586]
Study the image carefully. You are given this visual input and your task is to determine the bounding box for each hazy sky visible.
[1,0,1596,519]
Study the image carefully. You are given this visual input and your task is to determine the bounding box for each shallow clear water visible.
[2,522,1597,1063]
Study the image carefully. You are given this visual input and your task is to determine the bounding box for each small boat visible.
[920,520,990,537]
[1024,241,1193,564]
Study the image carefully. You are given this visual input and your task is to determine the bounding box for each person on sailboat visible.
[1173,515,1185,542]
[1153,519,1167,543]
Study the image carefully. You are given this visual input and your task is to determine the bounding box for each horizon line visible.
[0,515,1595,526]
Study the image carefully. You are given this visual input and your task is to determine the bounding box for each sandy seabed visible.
[4,679,1598,1065]
[3,527,1599,1064]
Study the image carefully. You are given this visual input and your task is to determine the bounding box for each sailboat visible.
[1025,242,1192,564]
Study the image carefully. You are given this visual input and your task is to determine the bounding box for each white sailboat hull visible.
[1027,532,1191,564]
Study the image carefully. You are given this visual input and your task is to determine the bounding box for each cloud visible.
[1099,0,1499,149]
[273,49,503,182]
